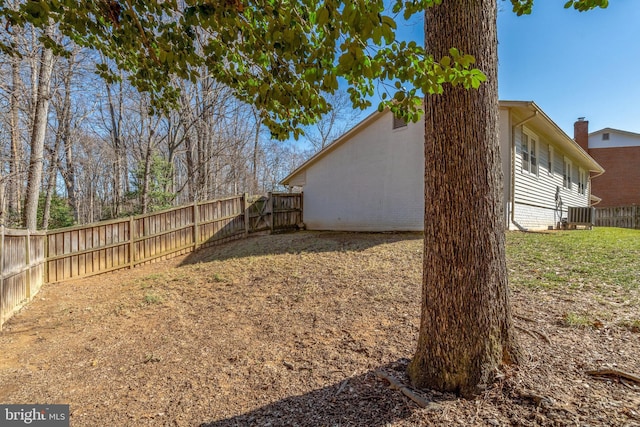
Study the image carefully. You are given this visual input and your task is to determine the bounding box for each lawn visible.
[507,228,640,330]
[0,228,638,426]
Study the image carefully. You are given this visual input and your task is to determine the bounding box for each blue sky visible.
[381,1,640,137]
[497,1,640,136]
[300,2,640,150]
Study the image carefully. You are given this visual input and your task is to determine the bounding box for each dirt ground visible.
[0,231,639,426]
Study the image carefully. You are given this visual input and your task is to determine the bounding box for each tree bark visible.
[58,54,79,222]
[140,142,152,214]
[23,26,55,231]
[9,56,23,219]
[252,108,261,193]
[106,79,125,217]
[41,138,61,230]
[408,0,519,396]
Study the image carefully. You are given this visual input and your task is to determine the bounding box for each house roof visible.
[280,100,604,186]
[589,127,640,138]
[500,100,604,174]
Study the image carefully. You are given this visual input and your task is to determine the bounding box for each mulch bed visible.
[1,231,638,426]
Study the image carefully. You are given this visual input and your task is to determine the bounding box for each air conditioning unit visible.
[567,207,595,228]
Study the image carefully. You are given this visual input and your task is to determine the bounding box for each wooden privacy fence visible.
[0,193,302,328]
[0,228,46,329]
[595,205,640,229]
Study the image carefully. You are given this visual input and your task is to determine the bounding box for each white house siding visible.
[512,121,590,230]
[283,102,601,232]
[589,129,640,149]
[301,111,425,231]
[499,107,512,227]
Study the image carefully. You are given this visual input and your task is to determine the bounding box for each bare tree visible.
[23,24,55,230]
[103,74,128,217]
[8,52,24,219]
[303,91,361,152]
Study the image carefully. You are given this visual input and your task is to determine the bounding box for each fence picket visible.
[595,205,640,229]
[0,193,302,328]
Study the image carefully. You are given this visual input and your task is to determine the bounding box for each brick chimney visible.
[574,117,589,152]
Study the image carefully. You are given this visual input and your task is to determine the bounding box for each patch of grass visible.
[138,273,166,289]
[562,312,593,328]
[507,228,640,294]
[143,292,163,305]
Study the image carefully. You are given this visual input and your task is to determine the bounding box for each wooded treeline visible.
[0,14,312,230]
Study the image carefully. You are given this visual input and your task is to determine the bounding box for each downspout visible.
[588,169,605,207]
[510,108,538,231]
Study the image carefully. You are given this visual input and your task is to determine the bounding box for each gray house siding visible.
[512,121,591,229]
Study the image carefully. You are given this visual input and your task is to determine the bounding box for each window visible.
[521,129,538,175]
[392,115,407,130]
[522,133,529,171]
[563,157,572,190]
[547,145,554,175]
[602,133,610,141]
[578,168,587,195]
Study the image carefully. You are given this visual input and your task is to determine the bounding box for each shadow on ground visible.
[180,230,423,267]
[199,359,447,427]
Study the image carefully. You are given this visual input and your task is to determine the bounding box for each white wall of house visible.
[285,103,599,232]
[301,111,425,231]
[589,129,640,149]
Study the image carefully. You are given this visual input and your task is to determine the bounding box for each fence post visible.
[300,191,304,226]
[129,216,135,269]
[243,193,250,235]
[44,232,49,283]
[268,192,274,234]
[25,229,31,299]
[0,225,5,330]
[193,200,200,251]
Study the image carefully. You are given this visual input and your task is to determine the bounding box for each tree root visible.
[518,391,554,408]
[586,369,640,385]
[514,314,537,323]
[375,370,440,410]
[335,379,348,396]
[515,325,551,344]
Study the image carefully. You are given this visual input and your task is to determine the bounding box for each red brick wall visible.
[574,119,589,151]
[589,146,640,207]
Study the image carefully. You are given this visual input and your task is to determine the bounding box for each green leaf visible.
[381,15,397,30]
[316,6,329,26]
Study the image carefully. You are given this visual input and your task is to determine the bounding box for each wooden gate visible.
[245,194,273,233]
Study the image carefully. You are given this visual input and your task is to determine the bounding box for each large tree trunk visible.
[252,108,261,194]
[41,137,61,230]
[408,0,518,396]
[106,80,125,217]
[9,57,23,219]
[58,54,79,222]
[140,143,152,214]
[24,26,55,230]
